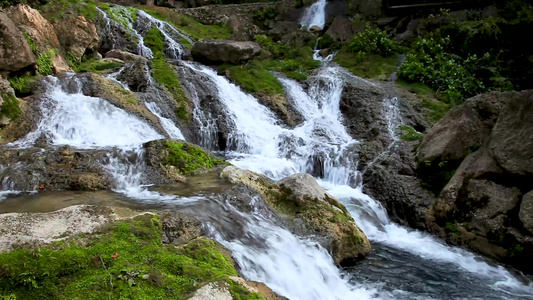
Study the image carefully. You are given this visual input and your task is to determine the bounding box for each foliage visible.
[141,7,231,41]
[397,80,450,124]
[285,71,307,81]
[252,6,278,29]
[8,76,36,96]
[36,49,56,75]
[0,93,22,120]
[164,141,226,175]
[0,215,261,299]
[144,28,190,121]
[348,25,399,57]
[39,0,99,21]
[400,125,423,141]
[22,33,37,54]
[398,36,486,104]
[334,51,397,81]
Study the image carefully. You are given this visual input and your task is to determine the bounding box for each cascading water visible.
[145,102,185,140]
[300,0,327,29]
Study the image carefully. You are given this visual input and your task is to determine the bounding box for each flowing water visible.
[300,0,327,29]
[1,5,533,300]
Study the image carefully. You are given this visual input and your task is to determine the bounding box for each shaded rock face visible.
[520,191,533,234]
[53,15,101,61]
[325,16,354,43]
[105,49,147,63]
[117,60,152,92]
[220,166,371,265]
[192,39,261,64]
[0,10,36,73]
[420,90,533,274]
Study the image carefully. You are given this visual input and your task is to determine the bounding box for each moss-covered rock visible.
[145,139,228,181]
[220,166,371,265]
[0,206,267,300]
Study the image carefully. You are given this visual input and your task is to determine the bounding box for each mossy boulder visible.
[220,166,371,265]
[145,139,228,182]
[0,206,270,300]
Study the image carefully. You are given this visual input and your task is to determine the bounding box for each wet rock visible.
[319,48,331,58]
[161,212,203,245]
[192,39,261,64]
[220,166,371,265]
[0,10,36,73]
[117,60,151,92]
[227,15,249,41]
[325,16,354,43]
[105,49,147,63]
[53,15,101,61]
[309,25,322,33]
[0,205,133,252]
[520,191,533,234]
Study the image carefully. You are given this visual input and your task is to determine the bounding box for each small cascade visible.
[362,97,402,173]
[106,66,130,90]
[137,10,193,60]
[11,76,163,149]
[300,0,327,29]
[145,102,185,140]
[96,7,116,49]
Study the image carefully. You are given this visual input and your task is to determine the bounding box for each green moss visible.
[0,93,22,120]
[334,50,397,81]
[285,71,308,81]
[220,63,284,95]
[144,28,190,121]
[36,49,57,75]
[164,141,227,176]
[23,33,37,54]
[8,76,36,96]
[141,8,231,41]
[228,280,265,300]
[0,215,251,299]
[444,222,459,235]
[400,125,424,141]
[40,0,99,22]
[78,60,124,73]
[397,79,451,124]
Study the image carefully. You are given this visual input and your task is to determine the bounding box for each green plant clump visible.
[36,49,57,75]
[164,141,226,175]
[334,51,397,81]
[39,0,99,22]
[0,93,22,120]
[8,75,35,96]
[400,125,424,141]
[348,25,399,56]
[220,62,284,95]
[0,215,263,299]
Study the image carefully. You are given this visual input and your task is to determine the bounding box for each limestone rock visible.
[520,191,533,234]
[0,10,36,72]
[229,277,288,300]
[105,49,148,63]
[220,166,371,265]
[53,15,100,61]
[189,282,232,300]
[161,212,203,245]
[325,16,354,43]
[192,39,261,64]
[5,4,60,51]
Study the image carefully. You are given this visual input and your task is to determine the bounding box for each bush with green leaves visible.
[348,25,399,57]
[398,36,486,104]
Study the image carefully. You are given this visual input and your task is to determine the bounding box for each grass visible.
[8,76,36,96]
[400,125,424,141]
[0,215,264,299]
[144,28,190,120]
[39,0,99,22]
[397,79,451,124]
[220,62,284,95]
[334,50,397,81]
[140,6,232,41]
[164,141,226,175]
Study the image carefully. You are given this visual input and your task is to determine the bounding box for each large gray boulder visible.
[520,191,533,234]
[0,10,36,73]
[325,16,354,43]
[192,39,261,64]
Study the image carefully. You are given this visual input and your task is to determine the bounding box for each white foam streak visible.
[145,102,185,140]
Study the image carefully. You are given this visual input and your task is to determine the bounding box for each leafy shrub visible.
[36,49,56,75]
[348,25,399,56]
[398,36,485,104]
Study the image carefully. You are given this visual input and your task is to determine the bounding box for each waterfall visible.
[300,0,327,29]
[145,102,185,140]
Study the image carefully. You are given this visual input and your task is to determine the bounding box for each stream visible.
[1,3,533,300]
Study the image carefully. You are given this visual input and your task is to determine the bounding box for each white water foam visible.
[145,102,185,139]
[300,0,327,29]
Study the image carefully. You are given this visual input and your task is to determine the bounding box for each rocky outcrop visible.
[220,166,371,265]
[325,16,354,43]
[192,39,261,64]
[520,191,533,234]
[419,90,533,274]
[105,49,148,63]
[117,60,152,92]
[53,15,101,61]
[0,10,36,74]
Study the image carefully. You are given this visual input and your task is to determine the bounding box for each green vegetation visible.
[0,93,22,120]
[8,75,36,96]
[97,3,138,29]
[36,49,57,75]
[164,141,227,175]
[252,6,278,29]
[23,33,37,54]
[400,125,423,141]
[397,80,450,124]
[0,215,263,299]
[141,7,231,41]
[39,0,99,21]
[334,52,397,81]
[144,28,190,120]
[70,57,124,73]
[348,25,399,56]
[220,62,284,95]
